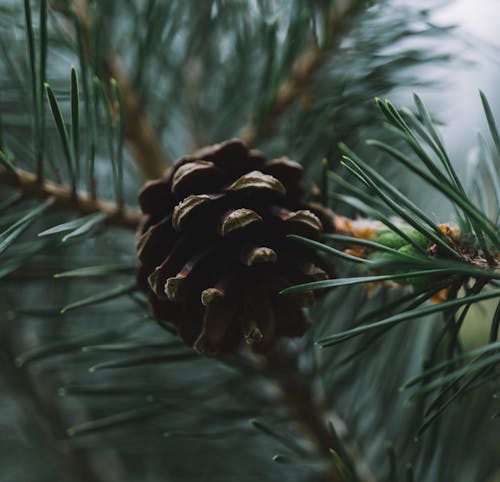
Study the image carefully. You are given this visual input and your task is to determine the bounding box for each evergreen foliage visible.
[0,1,498,482]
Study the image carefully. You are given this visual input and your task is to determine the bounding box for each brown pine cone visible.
[137,140,335,355]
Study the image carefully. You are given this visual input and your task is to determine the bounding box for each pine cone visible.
[137,140,335,355]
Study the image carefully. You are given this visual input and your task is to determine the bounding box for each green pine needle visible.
[60,281,137,314]
[317,289,500,347]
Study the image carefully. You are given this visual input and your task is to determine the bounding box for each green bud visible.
[372,229,408,249]
[373,228,430,250]
[369,229,433,287]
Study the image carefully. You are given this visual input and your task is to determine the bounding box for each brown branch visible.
[57,0,169,179]
[0,328,103,482]
[0,165,141,230]
[260,344,376,482]
[100,56,169,180]
[241,0,366,147]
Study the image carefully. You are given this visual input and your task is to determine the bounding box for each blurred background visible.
[402,0,500,216]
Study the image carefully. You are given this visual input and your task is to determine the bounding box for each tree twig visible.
[260,344,376,482]
[0,165,141,230]
[99,55,169,180]
[0,328,103,482]
[241,0,365,147]
[58,0,170,179]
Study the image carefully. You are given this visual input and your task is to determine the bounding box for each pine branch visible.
[262,345,376,482]
[240,0,366,147]
[99,55,169,180]
[0,165,141,230]
[0,328,104,482]
[57,0,170,179]
[2,2,498,480]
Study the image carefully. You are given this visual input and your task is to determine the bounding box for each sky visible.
[393,0,500,217]
[427,0,500,161]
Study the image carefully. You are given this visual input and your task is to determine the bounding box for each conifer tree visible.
[0,1,498,482]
